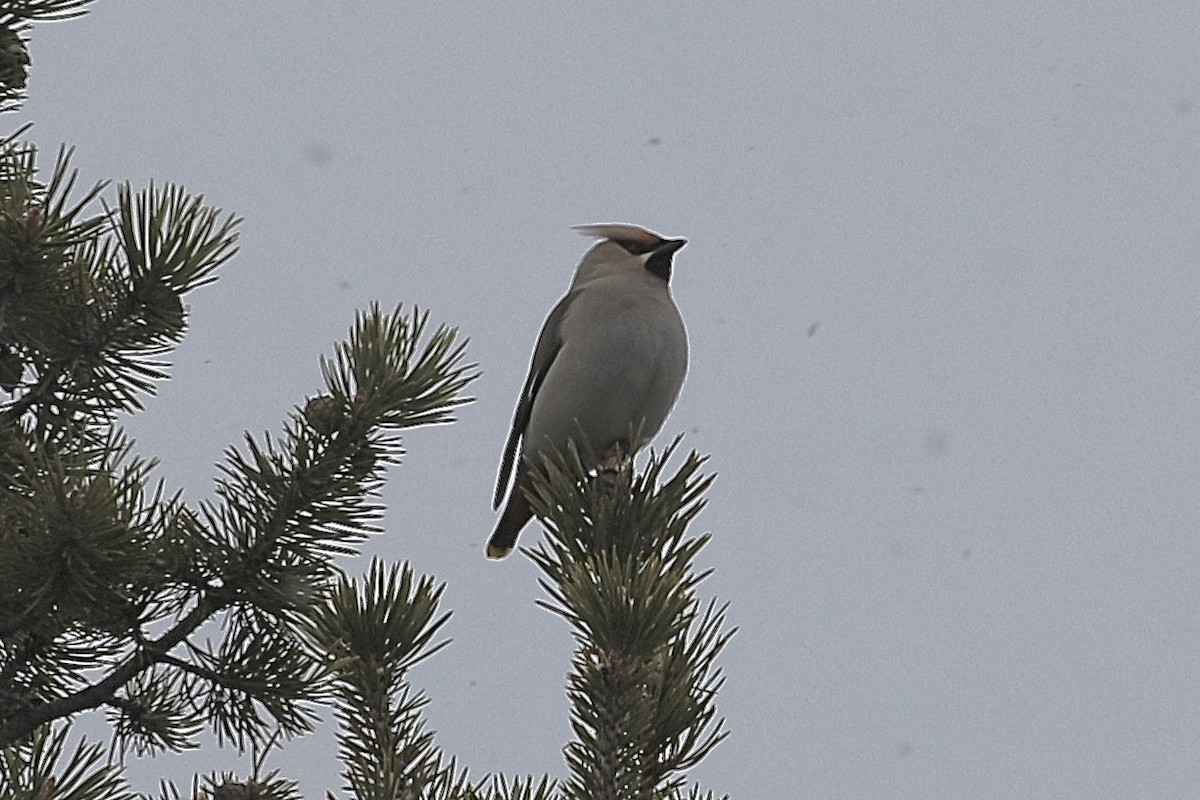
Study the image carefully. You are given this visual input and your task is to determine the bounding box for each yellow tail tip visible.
[486,543,513,560]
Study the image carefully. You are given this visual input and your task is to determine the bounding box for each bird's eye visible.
[616,239,657,255]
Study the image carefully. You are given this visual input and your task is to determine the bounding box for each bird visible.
[487,223,690,559]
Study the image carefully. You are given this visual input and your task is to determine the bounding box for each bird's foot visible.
[598,441,631,474]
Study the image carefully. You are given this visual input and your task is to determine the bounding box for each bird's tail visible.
[486,470,533,559]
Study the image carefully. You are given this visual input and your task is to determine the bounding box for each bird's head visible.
[570,223,687,287]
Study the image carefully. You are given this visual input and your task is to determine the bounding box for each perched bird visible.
[487,224,690,559]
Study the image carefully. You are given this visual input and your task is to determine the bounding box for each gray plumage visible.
[487,223,689,559]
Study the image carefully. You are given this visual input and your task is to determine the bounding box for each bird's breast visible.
[524,286,687,462]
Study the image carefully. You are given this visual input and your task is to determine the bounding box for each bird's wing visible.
[493,291,576,508]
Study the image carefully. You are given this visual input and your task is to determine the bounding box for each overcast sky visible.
[20,3,1200,798]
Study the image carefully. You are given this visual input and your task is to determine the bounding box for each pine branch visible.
[525,440,731,800]
[199,304,477,611]
[0,142,109,425]
[0,1,93,24]
[0,723,134,800]
[0,591,220,746]
[484,774,557,800]
[0,2,96,112]
[0,147,240,429]
[0,305,478,754]
[304,559,471,800]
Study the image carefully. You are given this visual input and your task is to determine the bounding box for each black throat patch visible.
[644,250,674,282]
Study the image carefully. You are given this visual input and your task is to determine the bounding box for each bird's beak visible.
[656,238,687,255]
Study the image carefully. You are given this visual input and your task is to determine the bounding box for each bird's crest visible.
[572,223,665,251]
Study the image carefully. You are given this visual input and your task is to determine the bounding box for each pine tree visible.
[0,4,732,799]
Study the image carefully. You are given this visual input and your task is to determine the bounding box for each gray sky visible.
[22,3,1200,798]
